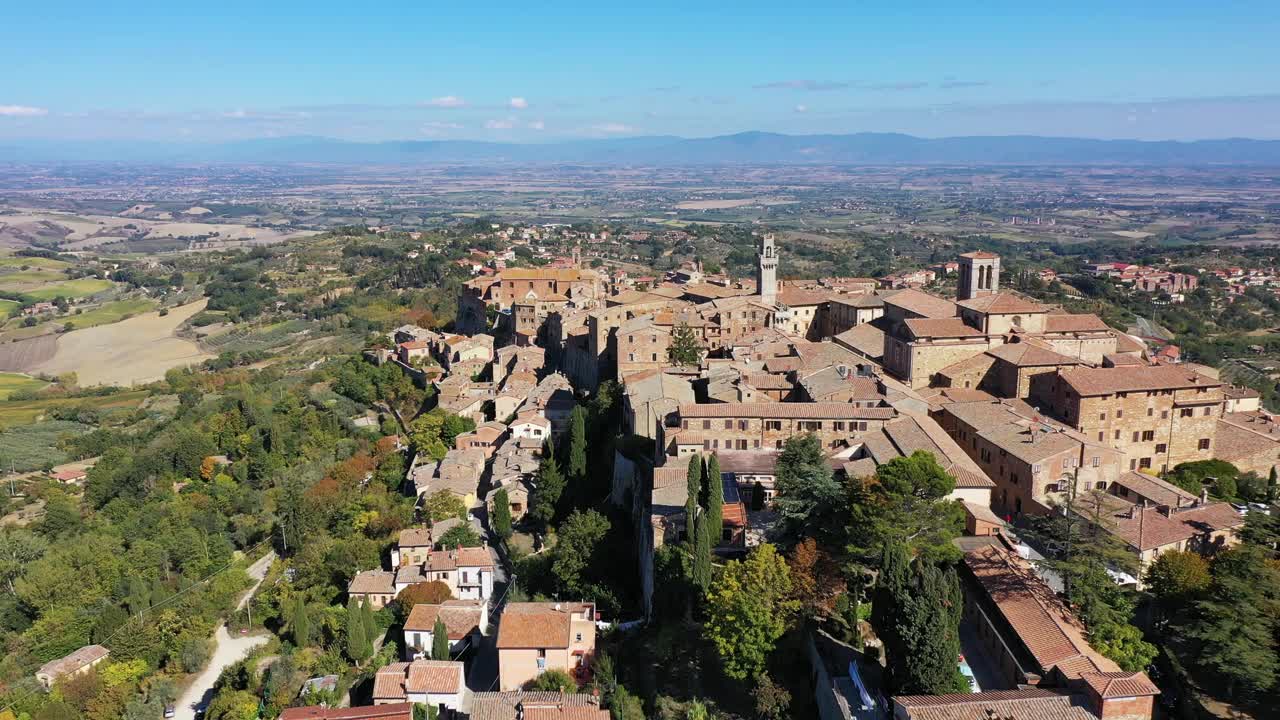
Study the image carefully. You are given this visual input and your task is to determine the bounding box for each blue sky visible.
[2,1,1278,142]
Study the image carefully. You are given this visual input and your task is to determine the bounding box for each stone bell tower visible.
[758,233,778,305]
[958,251,1000,301]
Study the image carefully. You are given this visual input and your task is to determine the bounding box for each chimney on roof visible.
[1200,487,1210,505]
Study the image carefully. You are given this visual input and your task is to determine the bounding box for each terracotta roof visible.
[280,704,414,720]
[717,450,779,475]
[37,645,108,680]
[496,602,593,649]
[894,689,1095,720]
[884,289,959,319]
[406,660,465,694]
[1043,313,1111,334]
[1058,365,1221,396]
[776,288,832,306]
[1111,471,1198,508]
[904,318,984,339]
[1078,670,1161,699]
[678,402,895,420]
[405,601,484,637]
[1104,498,1244,551]
[956,292,1046,315]
[742,373,796,391]
[499,268,587,281]
[963,544,1116,678]
[1213,417,1280,463]
[373,660,464,699]
[470,693,608,720]
[348,570,396,596]
[799,367,881,401]
[398,528,433,548]
[959,251,999,259]
[987,342,1081,367]
[833,323,886,359]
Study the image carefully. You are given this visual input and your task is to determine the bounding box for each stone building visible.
[661,402,897,454]
[1030,365,1224,473]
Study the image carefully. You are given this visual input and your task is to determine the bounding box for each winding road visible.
[174,551,277,720]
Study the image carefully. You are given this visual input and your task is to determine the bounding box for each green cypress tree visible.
[291,594,309,647]
[685,455,702,542]
[705,453,723,544]
[346,597,367,663]
[431,616,450,660]
[568,405,587,482]
[361,597,377,653]
[530,443,565,531]
[899,563,968,695]
[692,511,713,592]
[492,487,513,542]
[872,542,911,689]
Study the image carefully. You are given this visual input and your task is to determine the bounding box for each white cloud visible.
[591,123,636,134]
[222,109,249,119]
[0,105,47,117]
[485,118,516,129]
[421,121,464,135]
[426,96,467,108]
[509,97,528,109]
[794,104,808,113]
[528,120,545,131]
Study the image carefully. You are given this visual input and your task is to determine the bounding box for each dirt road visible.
[174,551,276,720]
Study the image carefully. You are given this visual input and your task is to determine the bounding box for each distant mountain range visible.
[4,132,1280,165]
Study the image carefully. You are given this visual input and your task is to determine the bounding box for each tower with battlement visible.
[758,233,778,305]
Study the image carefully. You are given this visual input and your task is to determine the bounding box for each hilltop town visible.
[263,229,1276,720]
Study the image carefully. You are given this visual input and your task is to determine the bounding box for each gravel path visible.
[174,551,276,720]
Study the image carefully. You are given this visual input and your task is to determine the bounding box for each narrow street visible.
[174,551,277,720]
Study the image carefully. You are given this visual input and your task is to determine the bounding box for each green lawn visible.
[65,299,157,330]
[0,299,19,315]
[22,278,115,300]
[0,373,48,400]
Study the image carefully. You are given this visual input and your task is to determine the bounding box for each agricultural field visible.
[30,299,213,386]
[0,372,47,400]
[19,277,115,300]
[0,389,149,429]
[63,298,158,330]
[0,419,89,471]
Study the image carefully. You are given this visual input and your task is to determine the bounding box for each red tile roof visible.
[280,704,414,720]
[957,292,1046,315]
[1058,365,1221,396]
[496,602,593,649]
[1078,670,1161,699]
[678,402,895,420]
[894,689,1095,720]
[904,318,985,339]
[963,544,1116,678]
[404,601,484,637]
[1043,313,1111,334]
